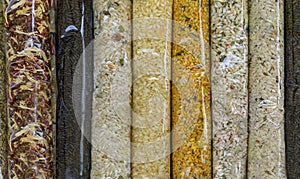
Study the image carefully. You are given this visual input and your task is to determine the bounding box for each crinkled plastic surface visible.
[285,0,300,178]
[92,0,131,178]
[4,0,55,177]
[211,0,249,178]
[56,0,93,178]
[248,0,286,178]
[171,0,211,178]
[131,0,172,178]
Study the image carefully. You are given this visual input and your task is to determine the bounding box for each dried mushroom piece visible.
[211,0,249,178]
[92,0,131,178]
[171,0,211,178]
[248,0,286,178]
[285,0,300,178]
[56,0,93,177]
[0,0,7,177]
[131,0,172,178]
[4,0,55,178]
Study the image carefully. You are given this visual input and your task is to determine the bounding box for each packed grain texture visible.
[248,0,286,178]
[285,0,300,178]
[211,0,249,178]
[56,0,93,178]
[49,0,57,178]
[0,0,7,177]
[4,0,55,178]
[132,0,172,178]
[92,0,131,178]
[171,0,211,178]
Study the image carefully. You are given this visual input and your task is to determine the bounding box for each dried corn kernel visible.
[172,0,211,178]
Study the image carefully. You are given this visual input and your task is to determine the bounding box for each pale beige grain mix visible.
[92,0,132,178]
[248,0,286,178]
[211,0,249,178]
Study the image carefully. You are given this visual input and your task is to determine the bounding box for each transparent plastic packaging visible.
[211,0,249,178]
[248,0,286,178]
[285,0,300,178]
[92,0,131,178]
[171,0,211,178]
[4,0,55,177]
[131,0,172,178]
[0,0,7,177]
[49,0,57,178]
[56,0,93,177]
